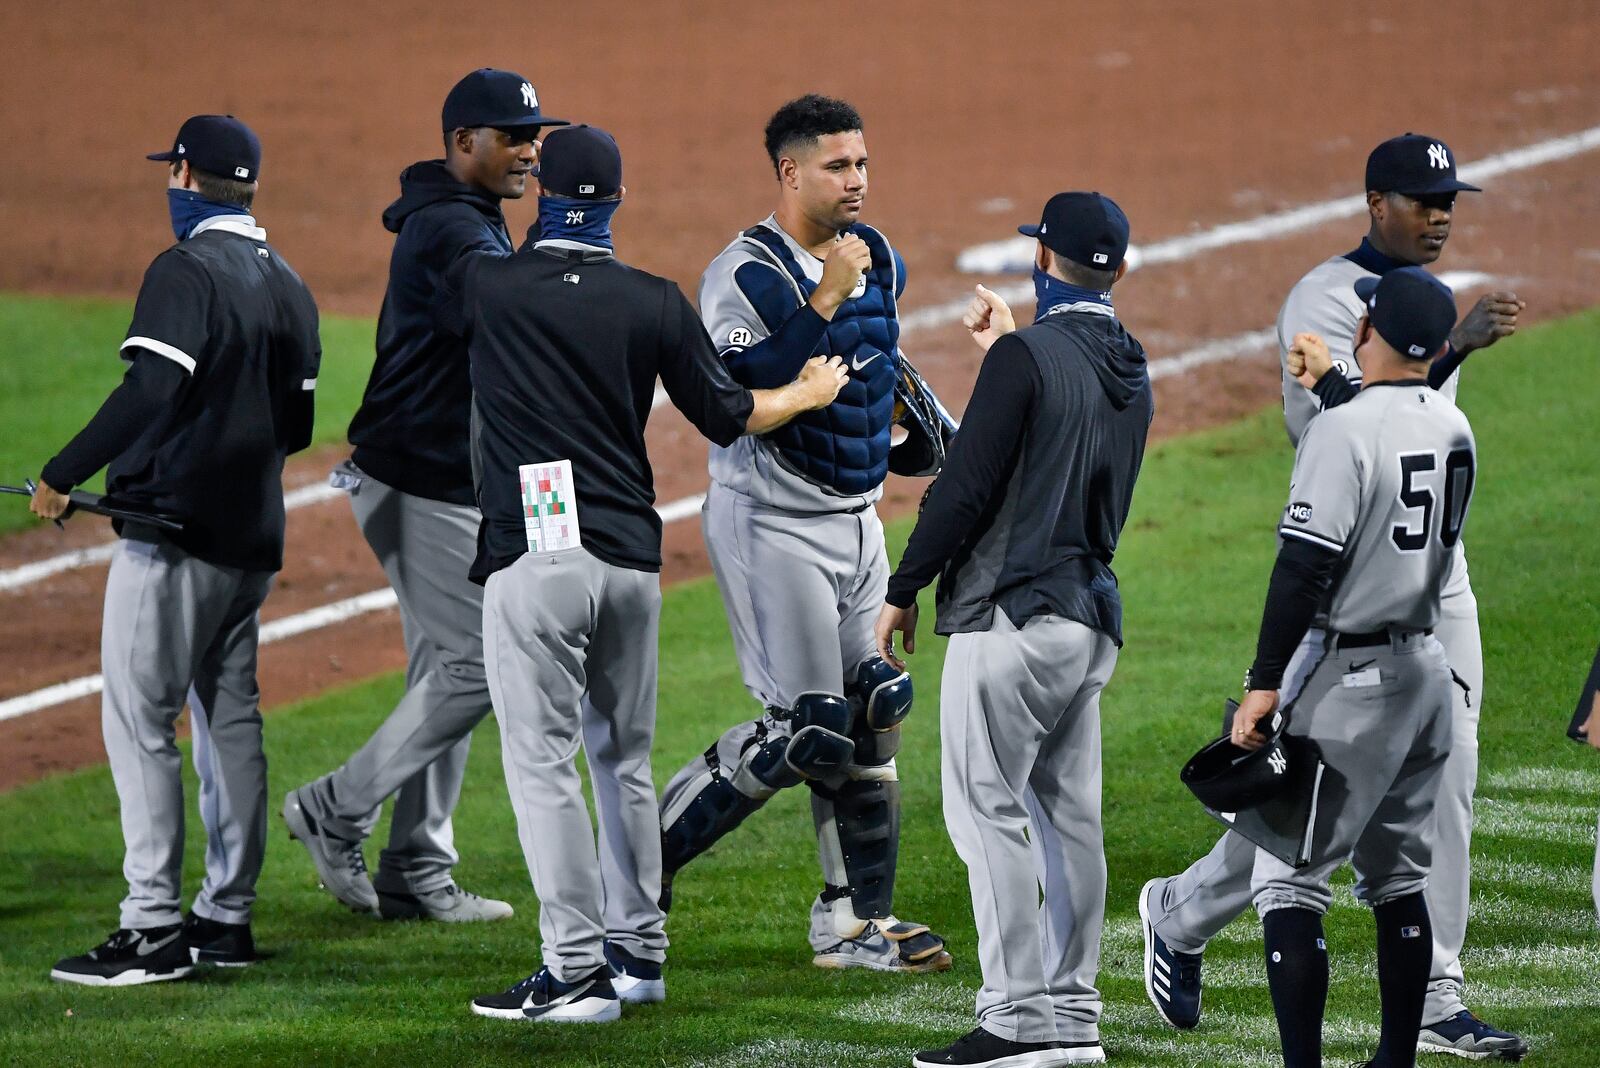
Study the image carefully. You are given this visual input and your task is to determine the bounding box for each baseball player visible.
[38,115,320,984]
[1139,133,1528,1060]
[878,192,1152,1068]
[283,69,566,923]
[455,125,846,1022]
[1227,267,1476,1068]
[657,94,950,973]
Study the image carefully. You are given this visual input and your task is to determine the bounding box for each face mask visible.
[167,188,246,241]
[1032,267,1113,321]
[536,195,620,250]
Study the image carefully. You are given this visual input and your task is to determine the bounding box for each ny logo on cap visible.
[521,82,537,109]
[566,210,585,225]
[177,143,186,155]
[1039,223,1047,234]
[1427,143,1450,170]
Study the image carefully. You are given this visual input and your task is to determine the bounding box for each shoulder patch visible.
[1287,501,1313,524]
[727,326,753,347]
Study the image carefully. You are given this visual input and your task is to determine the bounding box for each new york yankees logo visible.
[521,82,538,109]
[1268,749,1288,775]
[1427,143,1450,170]
[566,210,585,225]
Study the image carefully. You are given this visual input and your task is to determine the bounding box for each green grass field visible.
[0,293,375,535]
[1,307,1597,1066]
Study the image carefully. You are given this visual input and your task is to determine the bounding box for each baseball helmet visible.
[888,357,958,478]
[1181,711,1297,812]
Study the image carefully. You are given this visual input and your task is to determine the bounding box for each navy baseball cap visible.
[537,124,622,199]
[442,68,569,132]
[146,115,261,182]
[1019,192,1129,270]
[1366,134,1481,196]
[1353,267,1457,360]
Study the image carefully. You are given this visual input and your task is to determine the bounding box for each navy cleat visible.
[471,965,620,1023]
[1140,878,1203,1029]
[1417,1010,1529,1061]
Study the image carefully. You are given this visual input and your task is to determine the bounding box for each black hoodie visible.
[885,309,1153,643]
[348,160,513,503]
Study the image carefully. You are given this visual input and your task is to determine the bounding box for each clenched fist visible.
[1287,332,1333,389]
[810,235,872,319]
[1450,291,1524,355]
[963,284,1017,352]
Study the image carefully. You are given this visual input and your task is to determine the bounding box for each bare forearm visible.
[745,382,817,434]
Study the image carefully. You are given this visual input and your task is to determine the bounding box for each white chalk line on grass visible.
[948,123,1600,279]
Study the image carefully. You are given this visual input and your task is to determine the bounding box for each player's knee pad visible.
[783,692,855,780]
[660,745,772,876]
[850,721,901,766]
[848,656,913,731]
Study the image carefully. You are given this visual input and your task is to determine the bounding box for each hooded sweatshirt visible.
[885,309,1153,643]
[348,160,514,503]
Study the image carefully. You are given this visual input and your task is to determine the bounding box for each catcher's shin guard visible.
[659,730,793,880]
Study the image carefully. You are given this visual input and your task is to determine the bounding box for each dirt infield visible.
[4,0,1600,788]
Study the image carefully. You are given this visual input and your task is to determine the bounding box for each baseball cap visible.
[1018,192,1129,271]
[442,68,569,132]
[146,115,261,182]
[1366,133,1481,196]
[1353,267,1457,360]
[537,124,622,199]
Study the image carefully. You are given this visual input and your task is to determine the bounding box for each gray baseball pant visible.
[102,535,274,929]
[483,547,666,981]
[298,472,489,893]
[1252,631,1453,913]
[941,612,1117,1045]
[1144,552,1481,1023]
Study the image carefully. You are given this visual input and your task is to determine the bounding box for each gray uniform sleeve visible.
[1277,274,1364,447]
[1277,413,1363,555]
[699,246,780,353]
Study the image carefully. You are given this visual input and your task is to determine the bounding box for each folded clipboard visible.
[1208,698,1329,869]
[1565,642,1600,744]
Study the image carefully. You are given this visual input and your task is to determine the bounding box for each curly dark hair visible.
[763,94,863,176]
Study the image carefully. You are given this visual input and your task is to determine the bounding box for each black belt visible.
[1333,627,1432,649]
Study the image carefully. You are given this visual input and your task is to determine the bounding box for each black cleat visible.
[51,926,195,987]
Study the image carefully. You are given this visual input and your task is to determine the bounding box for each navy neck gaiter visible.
[1032,267,1114,321]
[167,189,249,241]
[536,195,619,250]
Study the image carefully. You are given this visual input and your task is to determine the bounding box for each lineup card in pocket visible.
[519,460,581,553]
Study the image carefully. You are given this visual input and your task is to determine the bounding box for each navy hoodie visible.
[886,309,1153,644]
[348,160,513,503]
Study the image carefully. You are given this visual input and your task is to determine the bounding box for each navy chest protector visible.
[738,223,901,496]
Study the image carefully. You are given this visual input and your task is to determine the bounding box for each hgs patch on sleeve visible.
[1287,501,1313,524]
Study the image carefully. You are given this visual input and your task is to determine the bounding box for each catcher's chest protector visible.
[740,223,900,496]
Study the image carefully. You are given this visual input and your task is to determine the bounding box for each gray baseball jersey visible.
[1277,255,1460,448]
[1278,383,1476,633]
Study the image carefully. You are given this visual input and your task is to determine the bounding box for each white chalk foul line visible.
[947,122,1600,280]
